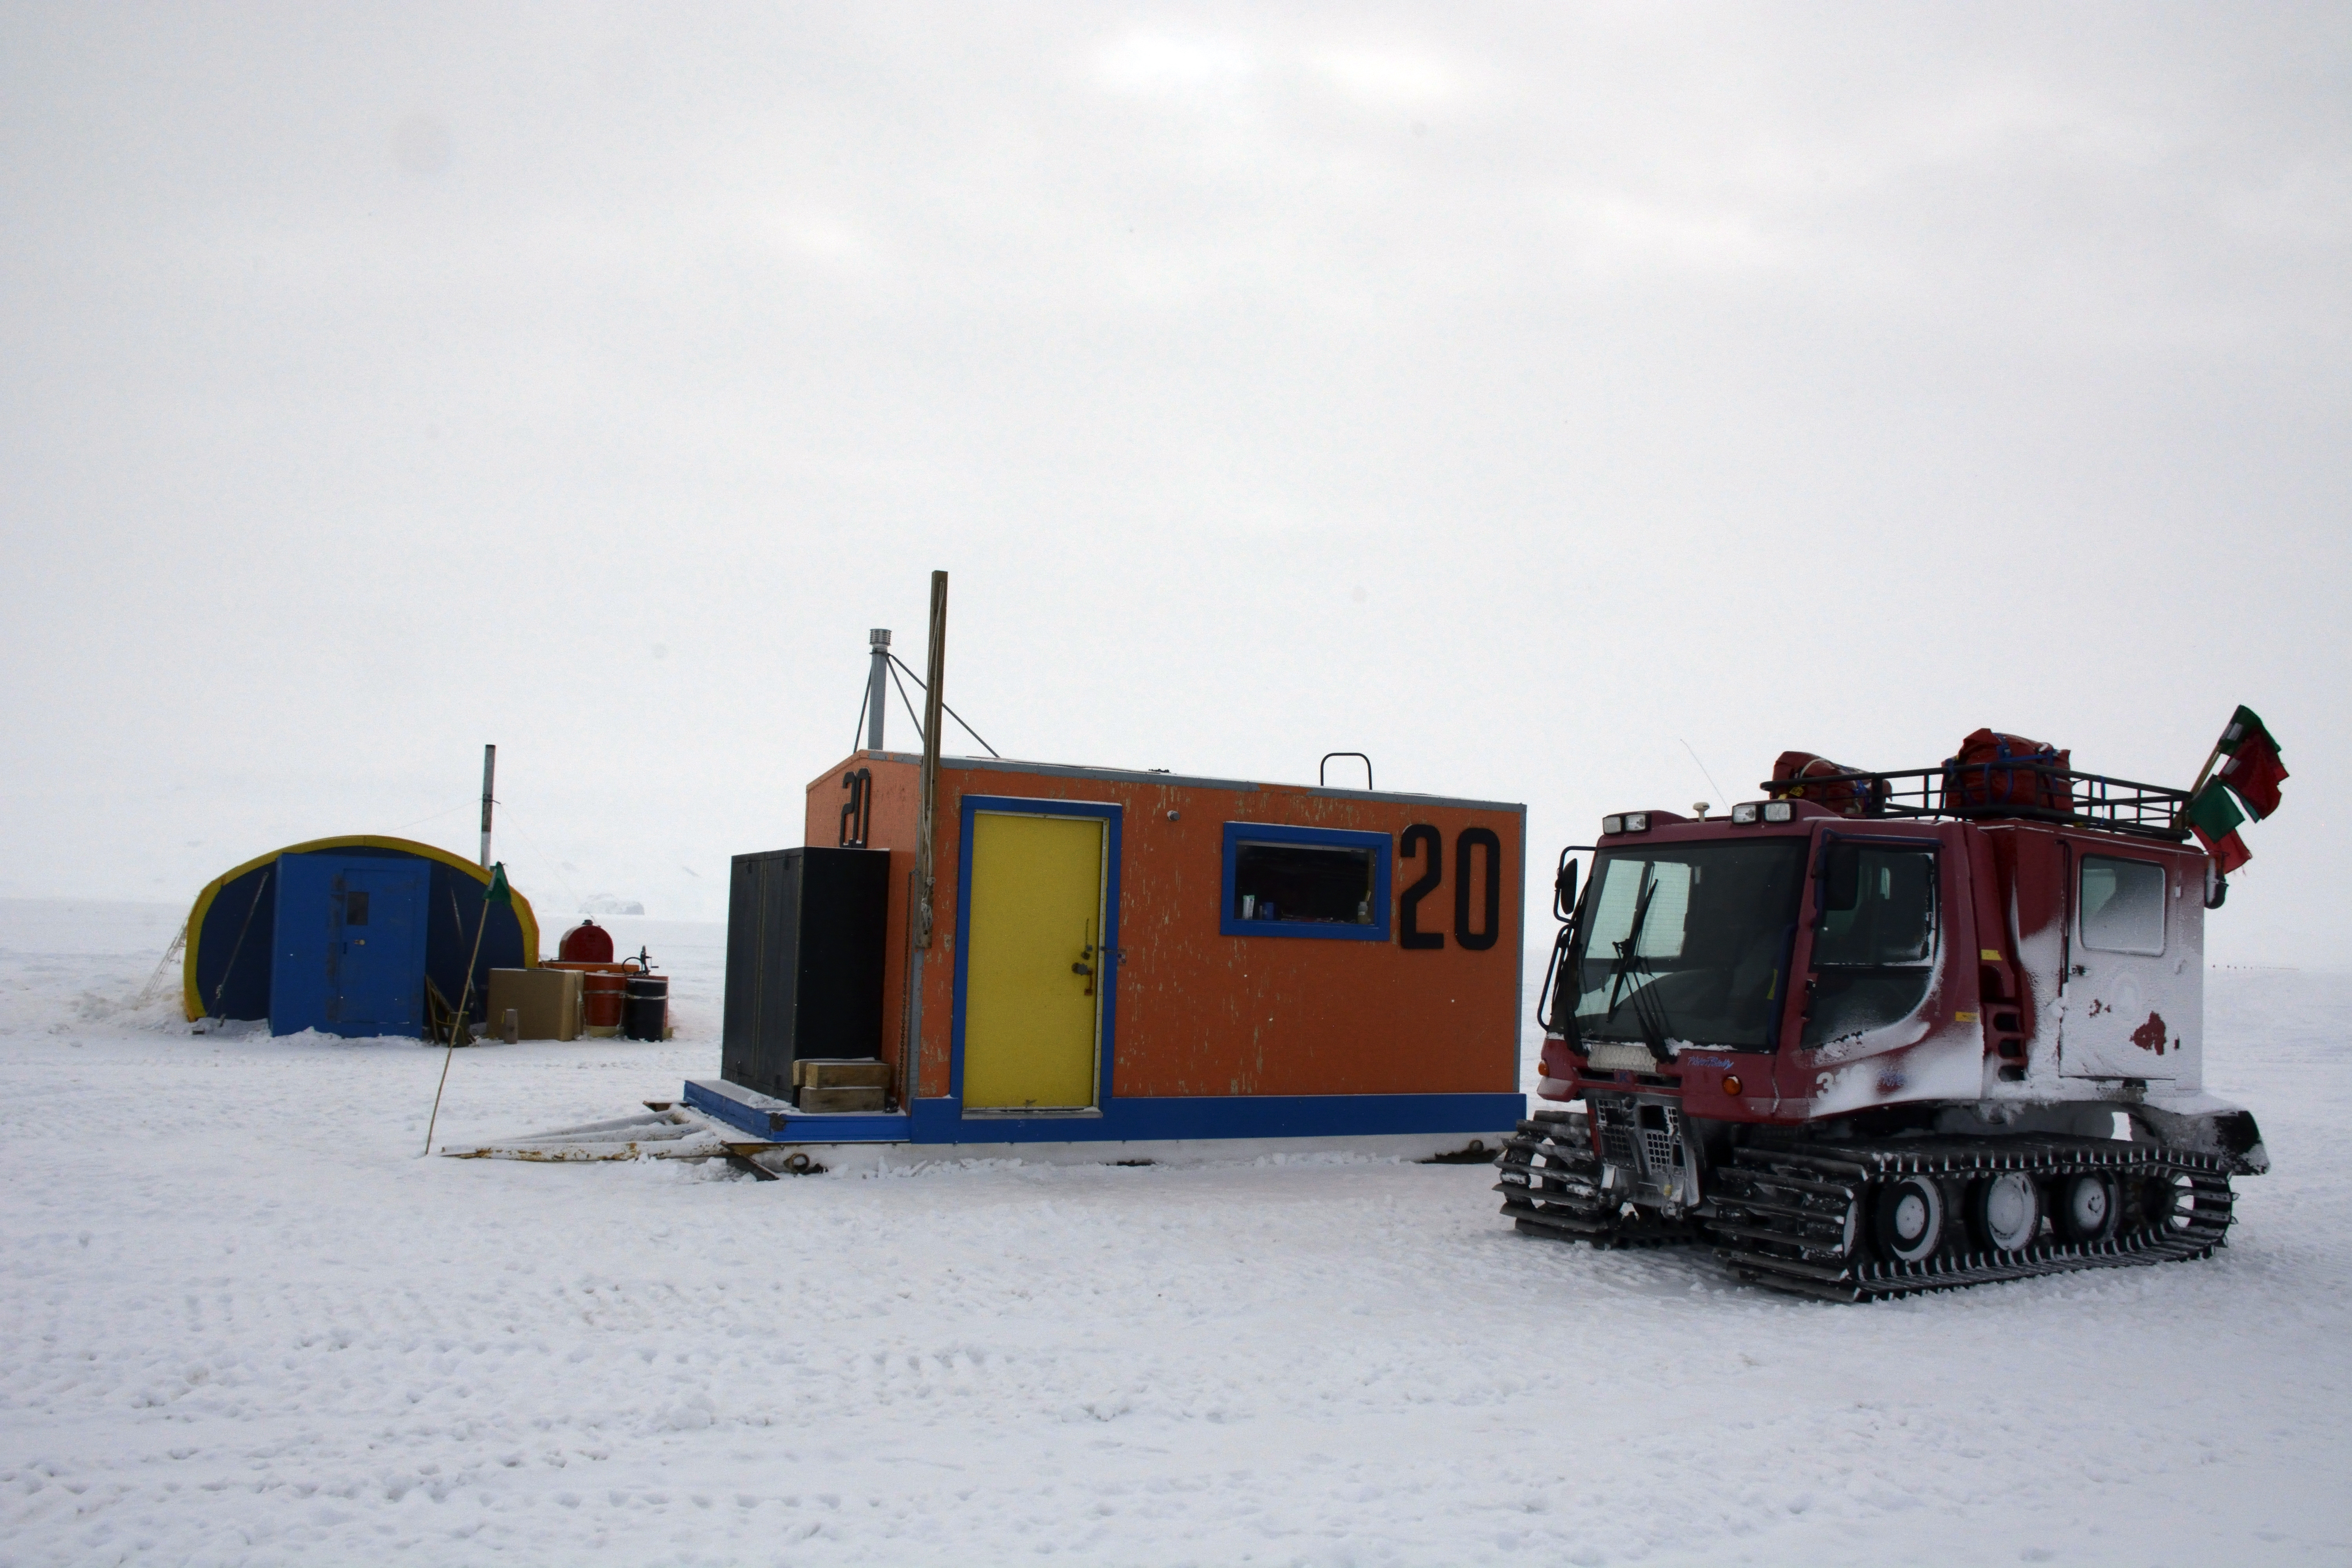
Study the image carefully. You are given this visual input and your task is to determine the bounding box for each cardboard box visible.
[793,1058,894,1089]
[486,967,583,1041]
[798,1085,887,1112]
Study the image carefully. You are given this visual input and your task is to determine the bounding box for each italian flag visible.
[2185,781,2252,873]
[2186,706,2286,873]
[2216,704,2288,820]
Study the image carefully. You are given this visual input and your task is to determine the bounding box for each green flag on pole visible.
[482,862,511,906]
[2185,781,2251,873]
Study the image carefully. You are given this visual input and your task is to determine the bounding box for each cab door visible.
[2060,845,2181,1080]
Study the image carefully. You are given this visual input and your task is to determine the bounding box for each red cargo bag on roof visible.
[1769,751,1886,817]
[1943,729,2074,812]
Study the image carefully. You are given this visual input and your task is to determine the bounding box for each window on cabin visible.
[1232,841,1375,926]
[1220,822,1392,940]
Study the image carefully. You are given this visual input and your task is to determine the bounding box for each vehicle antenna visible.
[1679,737,1728,809]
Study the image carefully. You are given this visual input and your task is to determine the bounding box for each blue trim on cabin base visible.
[915,1092,1525,1143]
[684,1079,911,1142]
[686,1079,1524,1146]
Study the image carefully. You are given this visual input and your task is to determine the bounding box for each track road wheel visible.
[1874,1174,1945,1264]
[2055,1172,2117,1244]
[1971,1171,2043,1252]
[2140,1171,2194,1237]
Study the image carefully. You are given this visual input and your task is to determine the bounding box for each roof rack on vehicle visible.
[1759,762,2192,842]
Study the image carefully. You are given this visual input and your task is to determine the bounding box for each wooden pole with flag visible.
[2175,707,2284,875]
[424,861,509,1156]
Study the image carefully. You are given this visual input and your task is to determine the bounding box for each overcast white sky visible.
[4,4,2346,964]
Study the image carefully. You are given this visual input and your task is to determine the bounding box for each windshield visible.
[1565,840,1806,1050]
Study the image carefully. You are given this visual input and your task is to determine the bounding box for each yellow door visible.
[962,812,1105,1109]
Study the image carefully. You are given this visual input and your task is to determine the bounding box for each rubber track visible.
[1499,1114,2236,1300]
[1710,1137,2234,1302]
[1494,1112,1699,1249]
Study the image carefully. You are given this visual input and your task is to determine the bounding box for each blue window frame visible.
[1220,822,1392,942]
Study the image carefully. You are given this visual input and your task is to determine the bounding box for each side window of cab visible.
[2079,855,2166,955]
[1803,843,1939,1047]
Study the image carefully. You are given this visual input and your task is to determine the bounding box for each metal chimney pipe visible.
[478,744,496,868]
[866,628,891,751]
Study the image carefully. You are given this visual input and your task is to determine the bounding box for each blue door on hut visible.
[269,854,428,1036]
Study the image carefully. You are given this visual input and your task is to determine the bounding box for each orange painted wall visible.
[806,754,1523,1102]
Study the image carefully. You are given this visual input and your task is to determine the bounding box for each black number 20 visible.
[1398,824,1503,951]
[1453,827,1501,951]
[1398,826,1444,949]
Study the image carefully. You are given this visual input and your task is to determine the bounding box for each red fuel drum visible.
[558,919,615,963]
[581,970,627,1031]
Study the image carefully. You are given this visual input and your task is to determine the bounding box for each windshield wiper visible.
[1605,872,1677,1065]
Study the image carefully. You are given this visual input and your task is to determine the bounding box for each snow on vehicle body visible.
[1499,754,2268,1300]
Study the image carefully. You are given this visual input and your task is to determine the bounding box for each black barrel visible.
[622,974,669,1041]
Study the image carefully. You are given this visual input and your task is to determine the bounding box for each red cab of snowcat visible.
[1505,745,2263,1297]
[1536,802,2215,1130]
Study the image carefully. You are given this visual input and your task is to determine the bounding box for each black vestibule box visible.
[721,847,892,1100]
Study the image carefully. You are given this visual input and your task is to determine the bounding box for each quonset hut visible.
[183,835,540,1036]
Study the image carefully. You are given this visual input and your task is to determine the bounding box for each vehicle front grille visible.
[1601,1117,1640,1170]
[1593,1092,1684,1191]
[1643,1121,1681,1174]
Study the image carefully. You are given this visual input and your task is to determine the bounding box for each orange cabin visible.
[686,750,1527,1149]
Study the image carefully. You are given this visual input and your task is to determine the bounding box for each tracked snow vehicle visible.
[1497,741,2269,1301]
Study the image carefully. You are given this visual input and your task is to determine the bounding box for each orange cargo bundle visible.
[1942,728,2075,812]
[1768,751,1886,817]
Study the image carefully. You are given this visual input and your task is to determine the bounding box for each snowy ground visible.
[2,899,2347,1567]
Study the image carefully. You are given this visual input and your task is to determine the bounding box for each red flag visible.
[2199,827,2252,875]
[2217,706,2287,820]
[2186,781,2253,872]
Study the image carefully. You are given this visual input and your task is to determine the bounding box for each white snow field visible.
[2,898,2347,1567]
